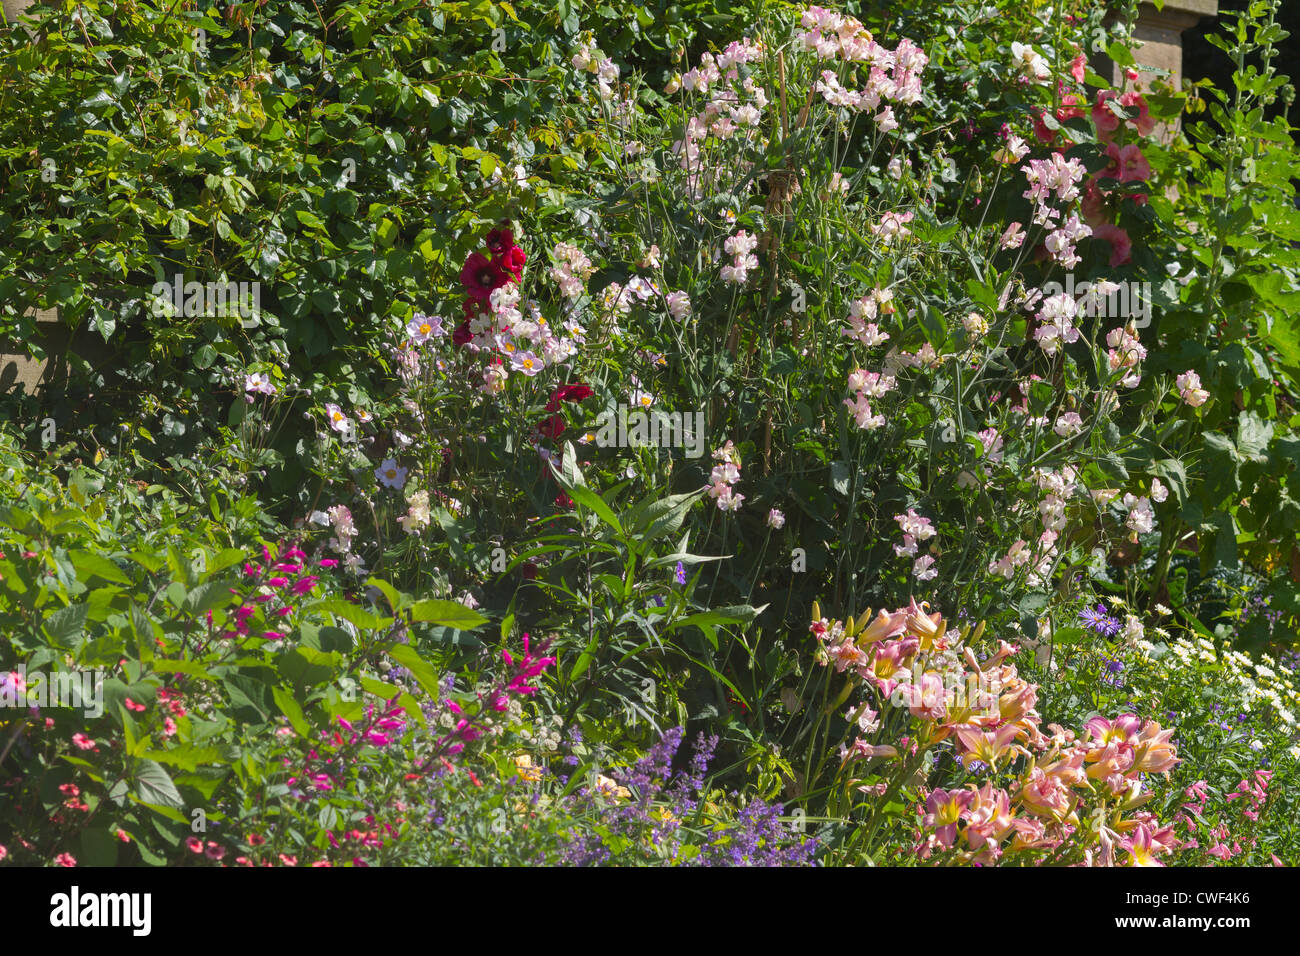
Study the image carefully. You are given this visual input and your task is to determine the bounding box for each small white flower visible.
[375,458,408,490]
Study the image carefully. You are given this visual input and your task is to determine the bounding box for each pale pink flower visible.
[1176,370,1209,407]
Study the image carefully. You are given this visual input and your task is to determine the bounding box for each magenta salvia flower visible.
[267,576,289,587]
[291,576,319,596]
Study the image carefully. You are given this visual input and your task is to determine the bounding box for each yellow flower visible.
[593,774,631,800]
[514,754,543,783]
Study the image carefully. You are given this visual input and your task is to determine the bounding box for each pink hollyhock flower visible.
[1119,91,1156,136]
[1069,53,1087,83]
[0,845,7,862]
[496,245,527,279]
[1056,92,1086,124]
[186,836,204,853]
[1092,224,1132,266]
[1092,90,1122,141]
[1080,178,1107,226]
[72,733,96,751]
[1107,142,1151,183]
[55,852,77,867]
[205,842,226,861]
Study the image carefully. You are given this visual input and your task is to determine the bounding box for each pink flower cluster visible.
[809,600,1181,865]
[224,543,326,641]
[707,441,744,512]
[799,7,927,109]
[720,230,760,285]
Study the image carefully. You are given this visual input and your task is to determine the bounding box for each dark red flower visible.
[451,319,473,346]
[496,245,527,279]
[460,252,509,301]
[554,491,574,509]
[544,383,595,412]
[537,413,566,439]
[485,225,514,257]
[521,562,538,580]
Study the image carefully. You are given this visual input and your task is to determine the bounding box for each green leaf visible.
[150,659,217,682]
[307,598,391,631]
[69,550,131,586]
[409,599,487,630]
[273,686,312,738]
[387,643,443,699]
[132,759,184,810]
[665,604,767,635]
[567,484,622,533]
[80,828,119,867]
[141,745,234,772]
[365,577,407,614]
[43,603,89,647]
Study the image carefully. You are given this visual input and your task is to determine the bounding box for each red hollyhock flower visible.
[537,413,566,439]
[496,244,527,279]
[460,251,509,301]
[544,383,595,412]
[451,319,474,346]
[485,225,514,257]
